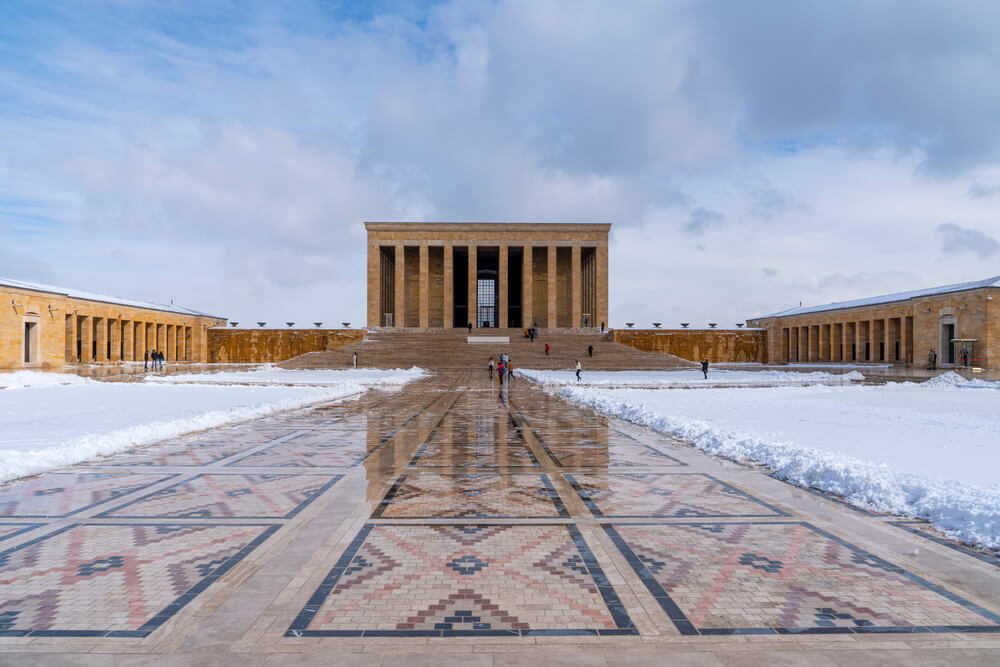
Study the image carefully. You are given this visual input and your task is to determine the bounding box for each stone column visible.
[884,318,893,363]
[366,243,379,328]
[443,245,454,328]
[79,316,91,362]
[158,323,166,354]
[468,245,478,328]
[179,325,187,362]
[65,314,77,362]
[522,245,533,327]
[135,322,145,360]
[547,245,557,328]
[110,319,121,361]
[596,244,609,329]
[498,244,508,329]
[901,316,911,365]
[122,321,133,361]
[95,317,107,362]
[419,244,429,328]
[798,325,807,362]
[571,246,582,328]
[394,244,405,328]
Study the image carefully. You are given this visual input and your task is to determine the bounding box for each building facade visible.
[365,222,609,329]
[1,278,227,370]
[749,276,1000,369]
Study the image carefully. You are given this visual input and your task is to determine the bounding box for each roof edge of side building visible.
[363,221,611,232]
[753,275,1000,321]
[0,277,228,320]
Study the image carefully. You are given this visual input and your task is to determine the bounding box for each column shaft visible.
[110,319,121,361]
[394,244,405,328]
[547,245,557,327]
[419,244,429,328]
[79,316,92,362]
[596,244,609,329]
[443,245,454,328]
[498,245,508,329]
[96,317,107,362]
[366,244,379,328]
[468,246,478,328]
[571,246,582,328]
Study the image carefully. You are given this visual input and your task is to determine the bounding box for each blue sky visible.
[1,0,998,326]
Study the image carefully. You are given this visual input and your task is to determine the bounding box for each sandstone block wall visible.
[208,329,365,364]
[613,329,768,364]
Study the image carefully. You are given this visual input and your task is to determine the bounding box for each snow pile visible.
[524,377,1000,551]
[517,368,864,389]
[143,365,426,387]
[920,371,1000,390]
[0,371,96,390]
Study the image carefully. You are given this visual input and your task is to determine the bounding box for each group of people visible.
[488,352,515,386]
[143,349,164,371]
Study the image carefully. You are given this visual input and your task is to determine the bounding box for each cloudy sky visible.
[2,1,998,327]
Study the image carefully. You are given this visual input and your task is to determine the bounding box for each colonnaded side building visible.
[0,277,227,370]
[365,222,609,329]
[749,276,1000,368]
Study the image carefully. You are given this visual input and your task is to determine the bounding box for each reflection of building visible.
[365,222,609,329]
[749,276,1000,368]
[1,278,226,370]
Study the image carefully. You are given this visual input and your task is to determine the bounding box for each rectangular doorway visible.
[24,321,39,364]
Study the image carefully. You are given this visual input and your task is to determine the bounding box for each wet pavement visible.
[0,372,998,665]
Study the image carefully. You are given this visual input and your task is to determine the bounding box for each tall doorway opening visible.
[24,320,39,364]
[941,323,956,364]
[477,270,497,328]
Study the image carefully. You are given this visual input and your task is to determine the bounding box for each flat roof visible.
[364,221,611,233]
[756,275,1000,319]
[0,277,227,319]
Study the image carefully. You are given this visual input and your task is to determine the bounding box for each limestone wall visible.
[613,329,768,364]
[208,329,365,364]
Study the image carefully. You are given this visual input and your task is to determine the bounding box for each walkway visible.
[0,372,998,665]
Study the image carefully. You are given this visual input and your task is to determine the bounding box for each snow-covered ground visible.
[519,368,864,388]
[521,369,1000,552]
[0,368,425,482]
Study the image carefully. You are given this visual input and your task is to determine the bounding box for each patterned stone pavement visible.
[0,371,998,665]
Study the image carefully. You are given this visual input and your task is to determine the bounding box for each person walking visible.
[575,360,582,381]
[158,350,165,370]
[498,360,505,387]
[143,349,149,372]
[701,359,709,379]
[544,343,550,356]
[588,344,593,358]
[488,357,495,380]
[352,351,359,368]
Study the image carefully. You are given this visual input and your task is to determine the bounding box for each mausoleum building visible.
[749,276,1000,369]
[365,222,609,329]
[1,277,227,370]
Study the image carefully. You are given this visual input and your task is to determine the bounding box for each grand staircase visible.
[279,328,695,371]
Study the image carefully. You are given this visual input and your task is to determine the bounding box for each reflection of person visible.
[488,357,495,379]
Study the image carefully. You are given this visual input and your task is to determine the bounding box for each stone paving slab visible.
[0,372,998,664]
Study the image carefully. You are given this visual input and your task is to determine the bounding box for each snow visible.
[0,368,425,483]
[521,370,1000,552]
[757,275,1000,318]
[142,365,427,387]
[518,368,864,388]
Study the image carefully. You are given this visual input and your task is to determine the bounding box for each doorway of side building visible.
[939,317,956,365]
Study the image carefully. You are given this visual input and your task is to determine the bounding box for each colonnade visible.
[778,315,914,364]
[64,314,194,363]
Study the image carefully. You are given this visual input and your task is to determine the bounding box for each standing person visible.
[352,351,359,368]
[158,350,165,370]
[143,349,149,372]
[588,344,593,358]
[498,360,505,387]
[544,343,550,356]
[928,349,937,370]
[468,322,473,333]
[600,322,605,333]
[150,349,157,371]
[575,360,582,381]
[488,357,495,380]
[701,359,709,379]
[507,359,514,383]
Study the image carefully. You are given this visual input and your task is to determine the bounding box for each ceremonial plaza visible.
[0,223,998,665]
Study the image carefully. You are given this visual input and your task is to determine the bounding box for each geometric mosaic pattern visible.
[79,438,256,467]
[409,443,540,468]
[0,523,278,637]
[0,524,41,543]
[542,444,685,468]
[227,443,377,468]
[373,474,568,519]
[565,473,787,518]
[0,473,173,518]
[606,522,1000,635]
[97,474,343,519]
[287,524,635,636]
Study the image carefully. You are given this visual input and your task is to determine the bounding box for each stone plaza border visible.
[605,521,1000,636]
[564,472,791,519]
[891,521,1000,570]
[285,522,637,637]
[0,523,43,543]
[371,473,571,519]
[94,473,345,520]
[0,472,177,518]
[0,522,280,638]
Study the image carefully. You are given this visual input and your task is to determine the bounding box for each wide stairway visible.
[280,328,695,371]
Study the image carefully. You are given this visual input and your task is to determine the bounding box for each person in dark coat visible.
[468,322,473,333]
[701,359,709,379]
[150,349,157,371]
[144,350,149,371]
[588,344,593,358]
